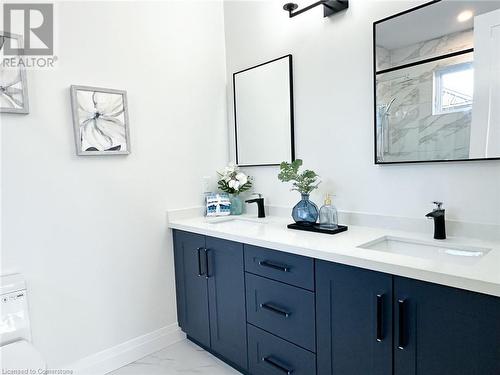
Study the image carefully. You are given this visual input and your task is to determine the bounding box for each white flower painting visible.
[0,33,29,114]
[70,85,131,155]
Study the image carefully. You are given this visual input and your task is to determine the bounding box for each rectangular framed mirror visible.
[374,0,500,164]
[233,55,295,167]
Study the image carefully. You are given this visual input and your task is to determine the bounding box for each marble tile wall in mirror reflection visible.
[377,53,473,162]
[376,29,473,72]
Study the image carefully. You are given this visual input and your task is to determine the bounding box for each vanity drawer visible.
[244,244,314,290]
[248,324,316,375]
[246,273,316,352]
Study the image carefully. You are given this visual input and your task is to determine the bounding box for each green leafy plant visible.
[278,159,320,194]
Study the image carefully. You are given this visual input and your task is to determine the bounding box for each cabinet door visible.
[394,277,500,375]
[316,261,393,375]
[206,237,247,370]
[173,230,210,347]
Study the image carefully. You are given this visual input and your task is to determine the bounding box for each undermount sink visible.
[358,236,491,263]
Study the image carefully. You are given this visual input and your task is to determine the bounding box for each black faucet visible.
[245,194,265,218]
[426,201,446,240]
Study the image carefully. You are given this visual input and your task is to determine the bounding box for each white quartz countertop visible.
[168,214,500,297]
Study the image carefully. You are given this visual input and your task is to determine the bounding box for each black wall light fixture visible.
[283,0,348,18]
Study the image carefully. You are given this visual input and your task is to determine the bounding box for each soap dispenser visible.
[319,193,338,230]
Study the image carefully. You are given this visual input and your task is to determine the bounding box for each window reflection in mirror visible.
[433,62,474,115]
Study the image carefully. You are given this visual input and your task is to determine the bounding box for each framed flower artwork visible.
[0,32,29,114]
[70,85,131,155]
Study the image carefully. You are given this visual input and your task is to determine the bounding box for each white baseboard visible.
[67,323,186,375]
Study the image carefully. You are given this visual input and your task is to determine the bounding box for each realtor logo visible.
[3,3,53,55]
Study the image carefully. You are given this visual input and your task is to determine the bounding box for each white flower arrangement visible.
[217,163,253,195]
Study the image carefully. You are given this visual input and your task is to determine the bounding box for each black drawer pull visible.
[376,294,384,342]
[398,299,406,350]
[260,302,291,318]
[262,356,294,375]
[259,260,290,272]
[204,248,210,279]
[196,247,204,277]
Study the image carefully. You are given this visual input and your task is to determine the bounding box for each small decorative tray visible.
[287,223,348,235]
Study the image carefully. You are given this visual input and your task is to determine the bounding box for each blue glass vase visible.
[292,193,319,225]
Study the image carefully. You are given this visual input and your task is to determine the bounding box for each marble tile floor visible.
[108,339,242,375]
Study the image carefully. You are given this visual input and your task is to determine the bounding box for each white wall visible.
[1,0,227,367]
[223,0,500,225]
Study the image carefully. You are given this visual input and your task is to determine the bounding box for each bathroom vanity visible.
[170,214,500,375]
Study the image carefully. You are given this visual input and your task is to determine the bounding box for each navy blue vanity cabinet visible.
[316,261,393,375]
[174,229,500,375]
[173,230,247,371]
[173,230,210,348]
[206,236,247,371]
[394,276,500,375]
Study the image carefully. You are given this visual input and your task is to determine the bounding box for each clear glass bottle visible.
[319,193,338,230]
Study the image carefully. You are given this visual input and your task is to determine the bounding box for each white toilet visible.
[0,274,46,371]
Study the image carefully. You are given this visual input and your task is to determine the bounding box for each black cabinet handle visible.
[376,294,383,342]
[260,302,291,318]
[398,299,406,350]
[262,356,294,375]
[204,248,210,279]
[259,260,290,272]
[196,247,204,277]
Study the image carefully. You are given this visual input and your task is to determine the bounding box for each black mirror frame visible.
[372,0,500,165]
[233,54,296,167]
